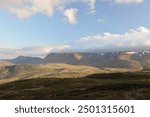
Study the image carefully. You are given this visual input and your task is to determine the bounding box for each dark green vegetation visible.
[0,70,150,100]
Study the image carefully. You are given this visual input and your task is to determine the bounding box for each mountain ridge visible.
[1,50,150,69]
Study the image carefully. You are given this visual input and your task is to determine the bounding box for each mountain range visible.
[3,50,149,69]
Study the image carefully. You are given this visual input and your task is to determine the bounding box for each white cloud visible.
[63,8,78,24]
[1,0,97,24]
[0,45,70,59]
[1,0,144,24]
[9,0,64,19]
[113,0,144,4]
[77,27,150,51]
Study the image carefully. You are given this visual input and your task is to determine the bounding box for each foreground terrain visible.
[0,70,150,100]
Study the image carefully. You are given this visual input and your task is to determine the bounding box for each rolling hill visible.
[0,63,105,82]
[0,63,139,84]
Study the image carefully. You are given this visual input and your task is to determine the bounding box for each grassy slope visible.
[0,70,150,100]
[0,63,138,84]
[0,61,13,67]
[0,64,103,82]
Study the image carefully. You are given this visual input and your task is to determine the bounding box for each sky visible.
[0,0,150,59]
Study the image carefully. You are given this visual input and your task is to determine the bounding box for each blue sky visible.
[0,0,150,58]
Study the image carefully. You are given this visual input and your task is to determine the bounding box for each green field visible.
[0,70,150,100]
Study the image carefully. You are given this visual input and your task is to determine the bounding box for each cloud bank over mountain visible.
[0,26,150,59]
[0,45,70,59]
[77,27,150,51]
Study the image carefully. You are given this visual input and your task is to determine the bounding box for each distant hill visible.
[9,56,42,64]
[42,51,147,69]
[43,53,84,65]
[4,50,150,69]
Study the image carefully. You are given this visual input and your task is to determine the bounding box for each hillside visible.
[0,71,150,100]
[0,64,104,81]
[43,52,145,69]
[0,61,13,67]
[132,51,150,69]
[0,63,139,84]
